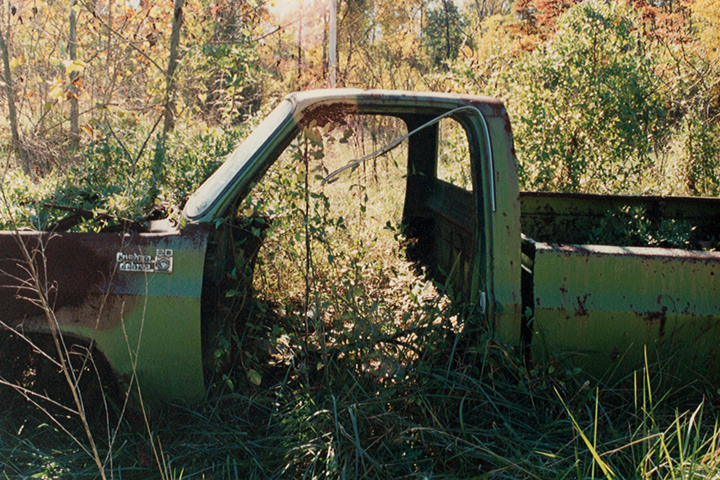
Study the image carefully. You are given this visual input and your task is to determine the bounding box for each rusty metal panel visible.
[0,221,210,402]
[532,243,720,381]
[483,108,522,346]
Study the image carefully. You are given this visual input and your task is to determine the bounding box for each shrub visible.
[505,0,667,193]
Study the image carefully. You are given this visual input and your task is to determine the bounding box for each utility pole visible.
[329,0,336,88]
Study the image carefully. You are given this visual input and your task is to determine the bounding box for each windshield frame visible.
[183,99,295,221]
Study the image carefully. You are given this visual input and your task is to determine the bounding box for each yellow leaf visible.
[9,55,24,70]
[71,4,81,15]
[49,80,65,101]
[248,369,262,386]
[63,59,86,75]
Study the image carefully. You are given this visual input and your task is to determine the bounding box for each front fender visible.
[0,222,210,403]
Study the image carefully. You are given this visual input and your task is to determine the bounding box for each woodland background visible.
[1,0,719,201]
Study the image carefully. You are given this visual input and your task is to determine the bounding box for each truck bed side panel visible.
[520,191,720,245]
[532,243,720,380]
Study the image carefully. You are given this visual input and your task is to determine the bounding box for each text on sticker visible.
[116,249,174,274]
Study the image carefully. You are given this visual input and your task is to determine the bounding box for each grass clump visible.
[4,339,720,478]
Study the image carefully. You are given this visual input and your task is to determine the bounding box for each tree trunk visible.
[329,0,337,87]
[0,16,30,176]
[69,0,79,150]
[443,0,451,62]
[163,0,184,135]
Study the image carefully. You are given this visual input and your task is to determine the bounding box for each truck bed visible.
[519,192,720,382]
[520,191,720,248]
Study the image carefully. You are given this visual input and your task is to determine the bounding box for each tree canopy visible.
[0,0,718,196]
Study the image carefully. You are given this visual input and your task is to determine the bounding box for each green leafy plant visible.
[505,0,667,193]
[588,206,695,249]
[0,118,251,231]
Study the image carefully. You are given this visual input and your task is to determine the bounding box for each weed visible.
[588,206,696,249]
[0,117,252,232]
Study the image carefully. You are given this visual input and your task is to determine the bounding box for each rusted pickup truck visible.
[2,89,719,402]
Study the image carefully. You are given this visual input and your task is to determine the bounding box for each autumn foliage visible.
[0,0,718,196]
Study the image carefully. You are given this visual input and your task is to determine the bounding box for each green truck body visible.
[2,89,719,402]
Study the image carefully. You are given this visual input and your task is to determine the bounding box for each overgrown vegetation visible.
[507,0,667,193]
[588,206,697,249]
[0,120,251,231]
[1,0,720,478]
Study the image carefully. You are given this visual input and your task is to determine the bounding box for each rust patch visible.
[301,102,359,129]
[0,231,116,327]
[643,306,668,338]
[575,294,590,317]
[468,95,506,118]
[11,294,138,331]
